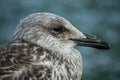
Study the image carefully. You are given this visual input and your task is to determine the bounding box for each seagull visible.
[0,13,109,80]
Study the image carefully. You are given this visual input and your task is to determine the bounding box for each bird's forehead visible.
[23,13,68,26]
[19,13,84,38]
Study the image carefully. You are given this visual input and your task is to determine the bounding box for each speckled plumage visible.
[0,13,84,80]
[0,40,82,80]
[0,12,109,80]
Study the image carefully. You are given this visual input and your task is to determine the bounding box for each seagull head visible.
[13,13,109,52]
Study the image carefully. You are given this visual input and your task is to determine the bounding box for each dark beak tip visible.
[102,42,110,50]
[90,40,110,50]
[70,33,110,50]
[97,44,110,50]
[89,43,110,50]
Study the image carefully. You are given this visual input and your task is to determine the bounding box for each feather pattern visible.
[0,13,86,80]
[0,40,82,80]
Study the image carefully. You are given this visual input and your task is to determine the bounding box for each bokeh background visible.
[0,0,120,80]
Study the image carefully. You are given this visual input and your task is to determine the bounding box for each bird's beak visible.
[70,33,110,49]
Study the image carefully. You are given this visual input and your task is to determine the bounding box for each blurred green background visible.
[0,0,120,80]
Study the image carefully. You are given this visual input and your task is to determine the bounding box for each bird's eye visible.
[51,26,64,33]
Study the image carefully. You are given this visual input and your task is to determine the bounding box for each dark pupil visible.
[52,27,62,33]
